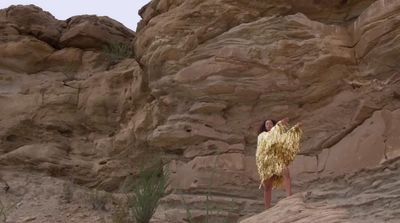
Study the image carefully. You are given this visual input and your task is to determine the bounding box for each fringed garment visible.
[256,121,303,189]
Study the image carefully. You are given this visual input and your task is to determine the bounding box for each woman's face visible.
[265,120,274,131]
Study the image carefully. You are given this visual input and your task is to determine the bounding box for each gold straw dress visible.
[256,121,303,189]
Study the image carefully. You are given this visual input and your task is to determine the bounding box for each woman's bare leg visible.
[263,178,273,209]
[282,166,292,197]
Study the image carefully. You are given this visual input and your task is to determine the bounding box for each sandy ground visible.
[1,157,400,223]
[0,167,114,223]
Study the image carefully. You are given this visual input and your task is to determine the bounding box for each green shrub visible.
[127,162,168,223]
[181,156,237,223]
[110,159,169,223]
[103,42,133,64]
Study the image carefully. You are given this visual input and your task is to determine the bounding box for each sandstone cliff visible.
[0,1,400,222]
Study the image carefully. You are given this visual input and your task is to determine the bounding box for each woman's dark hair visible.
[258,119,277,134]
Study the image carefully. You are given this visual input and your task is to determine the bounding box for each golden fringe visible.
[256,121,303,189]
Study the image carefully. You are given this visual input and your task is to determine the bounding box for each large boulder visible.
[0,4,65,46]
[0,36,54,73]
[60,15,135,49]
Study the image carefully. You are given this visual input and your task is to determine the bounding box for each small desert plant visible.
[112,201,130,223]
[0,199,17,223]
[120,174,135,193]
[181,195,193,223]
[103,42,133,64]
[127,161,169,223]
[88,189,111,211]
[62,180,74,203]
[181,156,237,223]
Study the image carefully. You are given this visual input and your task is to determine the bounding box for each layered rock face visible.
[0,5,145,191]
[136,0,400,222]
[1,0,400,222]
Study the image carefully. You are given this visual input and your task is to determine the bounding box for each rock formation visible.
[0,0,400,222]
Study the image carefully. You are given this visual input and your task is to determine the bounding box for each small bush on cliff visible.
[62,179,74,203]
[127,161,168,223]
[181,156,237,223]
[111,160,169,223]
[103,42,133,64]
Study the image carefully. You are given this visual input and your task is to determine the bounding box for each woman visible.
[256,117,303,209]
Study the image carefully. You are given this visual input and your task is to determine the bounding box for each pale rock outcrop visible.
[240,157,400,223]
[0,4,65,45]
[0,5,139,191]
[60,15,135,49]
[0,36,54,73]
